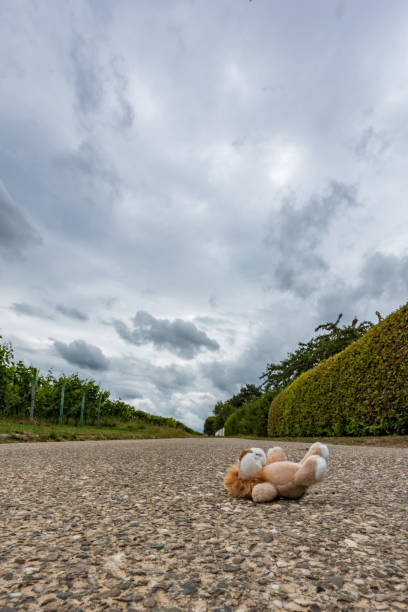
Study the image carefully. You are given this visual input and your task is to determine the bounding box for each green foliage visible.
[204,415,217,435]
[261,313,377,391]
[0,336,34,417]
[0,335,195,433]
[212,384,263,431]
[268,303,408,437]
[206,314,376,439]
[0,419,200,442]
[224,390,278,437]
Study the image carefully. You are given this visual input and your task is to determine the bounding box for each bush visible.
[204,415,217,435]
[225,391,278,437]
[268,302,408,437]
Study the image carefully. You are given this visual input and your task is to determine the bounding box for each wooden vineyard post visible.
[29,368,37,423]
[79,390,86,427]
[96,395,101,428]
[59,379,65,426]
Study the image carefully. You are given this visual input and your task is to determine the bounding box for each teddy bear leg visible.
[266,447,287,463]
[252,482,278,503]
[299,442,329,465]
[294,456,327,487]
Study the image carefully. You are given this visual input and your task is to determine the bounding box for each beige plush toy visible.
[224,442,329,502]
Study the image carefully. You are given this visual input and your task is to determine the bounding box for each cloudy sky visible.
[1,0,408,431]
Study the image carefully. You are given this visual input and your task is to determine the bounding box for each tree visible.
[211,384,263,430]
[204,415,217,435]
[260,313,378,392]
[224,390,279,437]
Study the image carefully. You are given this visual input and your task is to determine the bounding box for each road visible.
[0,438,407,611]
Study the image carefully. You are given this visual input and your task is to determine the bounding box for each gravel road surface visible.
[0,438,407,612]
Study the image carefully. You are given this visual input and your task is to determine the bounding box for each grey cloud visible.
[335,0,347,19]
[265,181,359,297]
[116,95,134,130]
[194,315,227,326]
[0,181,41,259]
[317,286,354,325]
[87,0,113,25]
[113,311,220,359]
[11,302,53,320]
[201,328,284,396]
[117,388,143,400]
[111,57,134,130]
[201,361,234,394]
[202,357,260,396]
[54,339,110,371]
[106,355,196,402]
[71,31,133,129]
[52,141,120,238]
[55,141,119,196]
[70,33,103,114]
[358,252,408,297]
[149,364,196,394]
[355,127,390,160]
[56,304,89,321]
[101,296,119,310]
[318,251,408,323]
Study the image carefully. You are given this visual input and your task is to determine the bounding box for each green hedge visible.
[225,391,278,437]
[268,302,408,436]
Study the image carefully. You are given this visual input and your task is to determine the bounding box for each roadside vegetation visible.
[0,418,200,443]
[0,336,198,442]
[205,305,408,439]
[269,303,408,437]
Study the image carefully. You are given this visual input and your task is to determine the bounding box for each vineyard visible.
[0,335,195,433]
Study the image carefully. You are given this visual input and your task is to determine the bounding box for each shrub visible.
[204,415,217,435]
[268,302,408,437]
[225,391,278,437]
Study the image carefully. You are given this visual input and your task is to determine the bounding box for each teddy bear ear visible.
[239,449,252,462]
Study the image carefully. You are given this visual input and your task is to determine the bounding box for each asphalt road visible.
[0,438,407,611]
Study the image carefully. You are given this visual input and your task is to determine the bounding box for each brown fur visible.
[223,464,267,499]
[239,449,253,461]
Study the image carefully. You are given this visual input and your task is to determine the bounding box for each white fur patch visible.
[250,448,266,462]
[318,443,329,460]
[314,456,327,481]
[239,449,266,479]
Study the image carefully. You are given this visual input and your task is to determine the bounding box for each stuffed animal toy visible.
[224,442,329,502]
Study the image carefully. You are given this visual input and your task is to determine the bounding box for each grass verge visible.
[0,419,201,443]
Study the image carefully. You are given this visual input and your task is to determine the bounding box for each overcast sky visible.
[1,0,408,431]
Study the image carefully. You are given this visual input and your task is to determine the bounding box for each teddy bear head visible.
[238,447,266,480]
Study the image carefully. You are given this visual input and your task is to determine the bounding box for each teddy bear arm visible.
[252,482,278,503]
[266,447,287,463]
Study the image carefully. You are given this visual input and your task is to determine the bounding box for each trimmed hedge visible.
[225,391,277,437]
[268,302,408,437]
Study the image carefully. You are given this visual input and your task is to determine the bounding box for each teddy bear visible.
[224,442,329,502]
